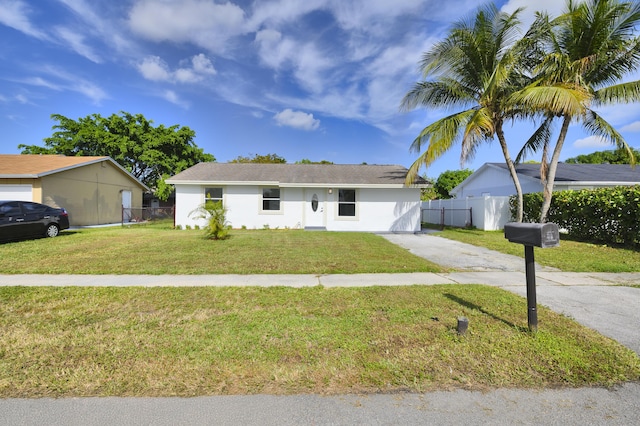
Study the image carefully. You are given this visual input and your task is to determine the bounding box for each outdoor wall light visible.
[328,188,333,194]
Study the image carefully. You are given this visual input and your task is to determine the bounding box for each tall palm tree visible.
[514,0,640,222]
[401,4,541,222]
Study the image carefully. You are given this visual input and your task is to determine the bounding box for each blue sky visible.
[1,0,639,180]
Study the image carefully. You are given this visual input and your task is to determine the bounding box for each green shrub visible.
[510,186,640,247]
[189,201,231,240]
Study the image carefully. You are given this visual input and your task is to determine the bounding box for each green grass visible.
[1,285,638,397]
[0,223,444,274]
[435,228,640,272]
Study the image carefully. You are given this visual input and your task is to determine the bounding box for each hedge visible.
[509,186,640,247]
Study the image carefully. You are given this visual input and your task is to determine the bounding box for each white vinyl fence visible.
[421,196,512,231]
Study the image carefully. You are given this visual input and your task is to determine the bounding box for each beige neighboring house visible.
[0,154,148,226]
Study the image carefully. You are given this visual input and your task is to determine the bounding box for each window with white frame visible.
[262,187,281,211]
[338,189,356,217]
[204,187,223,205]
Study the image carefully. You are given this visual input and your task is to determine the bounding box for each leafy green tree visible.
[433,169,473,199]
[401,5,541,222]
[419,174,437,201]
[514,0,640,222]
[565,147,640,164]
[295,158,334,164]
[230,153,287,163]
[19,112,214,200]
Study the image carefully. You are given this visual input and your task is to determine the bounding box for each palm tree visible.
[401,4,541,222]
[514,0,640,222]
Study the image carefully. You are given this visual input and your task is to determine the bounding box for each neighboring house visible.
[450,162,640,198]
[166,163,427,232]
[0,154,148,226]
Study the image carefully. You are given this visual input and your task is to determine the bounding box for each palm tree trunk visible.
[496,125,523,222]
[540,115,571,223]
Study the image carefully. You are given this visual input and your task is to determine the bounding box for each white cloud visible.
[573,136,611,149]
[128,0,245,54]
[255,29,293,69]
[620,121,640,132]
[162,90,189,109]
[137,54,216,83]
[273,109,320,131]
[15,94,28,104]
[20,66,107,104]
[0,0,48,39]
[137,56,172,82]
[54,26,102,63]
[500,0,566,29]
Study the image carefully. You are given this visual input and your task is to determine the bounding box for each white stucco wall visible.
[452,167,543,198]
[173,184,422,232]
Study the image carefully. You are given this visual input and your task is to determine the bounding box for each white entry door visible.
[122,190,132,222]
[304,189,325,229]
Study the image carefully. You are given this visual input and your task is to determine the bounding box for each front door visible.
[304,189,325,228]
[122,190,132,222]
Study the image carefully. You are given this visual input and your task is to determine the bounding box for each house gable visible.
[451,162,640,198]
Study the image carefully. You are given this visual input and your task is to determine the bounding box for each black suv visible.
[0,201,70,243]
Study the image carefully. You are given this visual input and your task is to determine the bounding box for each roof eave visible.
[166,180,417,188]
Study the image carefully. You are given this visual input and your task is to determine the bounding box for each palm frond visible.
[515,116,555,163]
[460,107,494,163]
[582,109,634,165]
[510,83,590,116]
[400,79,476,112]
[403,109,476,184]
[594,79,640,105]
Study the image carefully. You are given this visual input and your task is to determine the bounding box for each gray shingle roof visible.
[490,163,640,183]
[168,163,425,186]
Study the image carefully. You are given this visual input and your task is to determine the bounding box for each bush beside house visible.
[510,186,640,247]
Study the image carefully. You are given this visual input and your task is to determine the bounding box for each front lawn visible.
[1,285,638,397]
[0,223,444,274]
[435,228,640,272]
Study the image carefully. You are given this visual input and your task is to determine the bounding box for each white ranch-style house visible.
[167,163,427,232]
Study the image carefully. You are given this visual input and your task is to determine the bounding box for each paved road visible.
[2,232,639,425]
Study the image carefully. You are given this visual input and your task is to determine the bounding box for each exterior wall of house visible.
[40,162,144,226]
[451,167,542,198]
[173,184,422,232]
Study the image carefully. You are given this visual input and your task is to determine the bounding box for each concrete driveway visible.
[382,233,640,356]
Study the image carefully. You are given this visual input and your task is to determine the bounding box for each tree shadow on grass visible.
[443,293,529,333]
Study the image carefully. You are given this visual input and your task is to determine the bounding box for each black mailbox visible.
[504,222,559,248]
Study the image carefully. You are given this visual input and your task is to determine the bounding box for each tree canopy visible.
[230,153,287,163]
[565,148,640,164]
[19,112,214,200]
[434,169,473,199]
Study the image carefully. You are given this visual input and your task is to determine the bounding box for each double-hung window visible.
[262,187,281,211]
[204,187,223,206]
[338,189,356,217]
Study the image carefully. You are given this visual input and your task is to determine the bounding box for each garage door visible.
[0,184,33,201]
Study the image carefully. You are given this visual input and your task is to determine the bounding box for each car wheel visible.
[45,224,60,238]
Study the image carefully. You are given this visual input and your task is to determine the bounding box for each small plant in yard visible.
[190,200,231,240]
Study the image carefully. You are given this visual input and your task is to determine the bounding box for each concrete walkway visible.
[2,233,639,425]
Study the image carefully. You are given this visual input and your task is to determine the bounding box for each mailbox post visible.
[504,222,559,332]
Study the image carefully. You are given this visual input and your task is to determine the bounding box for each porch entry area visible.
[304,189,326,230]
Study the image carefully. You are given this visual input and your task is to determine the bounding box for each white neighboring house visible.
[166,163,427,232]
[450,162,640,198]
